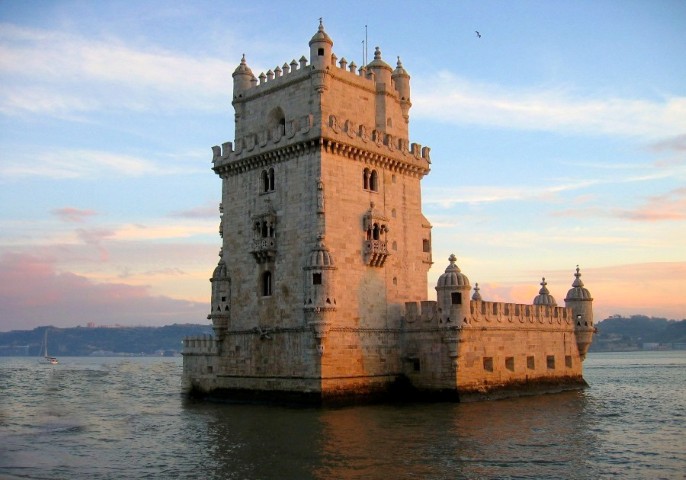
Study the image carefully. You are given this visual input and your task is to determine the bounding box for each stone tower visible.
[565,266,595,359]
[185,21,433,401]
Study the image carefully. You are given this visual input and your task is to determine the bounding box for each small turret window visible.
[451,292,462,305]
[312,273,322,285]
[318,48,324,56]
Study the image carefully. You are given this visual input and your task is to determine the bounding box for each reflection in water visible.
[189,392,597,480]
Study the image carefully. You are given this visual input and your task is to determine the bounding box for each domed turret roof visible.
[367,46,392,71]
[392,57,409,78]
[565,266,593,301]
[533,277,557,306]
[212,258,228,279]
[232,54,254,77]
[309,19,333,46]
[437,254,470,288]
[308,238,335,268]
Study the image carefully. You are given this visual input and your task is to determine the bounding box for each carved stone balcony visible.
[364,240,389,267]
[251,237,276,263]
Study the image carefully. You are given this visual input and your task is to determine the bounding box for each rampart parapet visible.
[468,300,572,328]
[212,113,430,177]
[183,334,219,355]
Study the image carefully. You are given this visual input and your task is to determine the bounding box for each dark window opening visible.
[527,356,535,370]
[565,355,573,368]
[505,357,515,372]
[318,47,324,56]
[370,170,378,191]
[372,224,380,240]
[451,292,462,305]
[422,239,431,252]
[483,357,493,372]
[312,273,322,285]
[262,271,272,296]
[547,355,555,370]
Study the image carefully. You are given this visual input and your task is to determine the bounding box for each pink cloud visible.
[51,207,97,223]
[552,188,686,222]
[613,187,686,222]
[648,134,686,153]
[170,201,220,219]
[0,253,207,331]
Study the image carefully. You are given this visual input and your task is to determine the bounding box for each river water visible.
[1,351,684,479]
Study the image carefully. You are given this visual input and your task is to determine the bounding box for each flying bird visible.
[475,31,481,38]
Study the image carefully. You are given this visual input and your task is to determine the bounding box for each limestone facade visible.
[182,22,596,403]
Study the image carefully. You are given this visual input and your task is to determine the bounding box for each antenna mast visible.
[365,24,368,66]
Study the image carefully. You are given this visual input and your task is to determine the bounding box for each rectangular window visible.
[505,356,514,372]
[312,273,322,285]
[547,355,555,370]
[483,357,493,372]
[527,356,535,370]
[422,239,431,252]
[565,355,573,368]
[451,292,462,305]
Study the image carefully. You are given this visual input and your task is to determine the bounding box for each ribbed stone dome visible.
[212,259,228,279]
[533,277,557,306]
[367,46,392,71]
[392,57,409,77]
[308,240,335,268]
[232,54,254,77]
[565,266,593,301]
[309,20,333,46]
[437,254,470,288]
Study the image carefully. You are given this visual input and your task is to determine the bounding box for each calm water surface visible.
[1,351,684,479]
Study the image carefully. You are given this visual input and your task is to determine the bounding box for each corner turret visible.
[232,54,256,99]
[436,254,471,324]
[309,19,333,70]
[564,266,595,360]
[209,249,231,341]
[304,236,337,355]
[392,57,411,122]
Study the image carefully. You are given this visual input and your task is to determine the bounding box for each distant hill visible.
[591,315,686,352]
[3,316,685,356]
[0,324,213,356]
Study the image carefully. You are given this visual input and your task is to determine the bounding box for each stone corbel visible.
[308,318,330,356]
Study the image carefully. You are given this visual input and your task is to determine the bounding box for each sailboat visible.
[40,329,59,365]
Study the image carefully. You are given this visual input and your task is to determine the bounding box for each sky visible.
[1,1,685,331]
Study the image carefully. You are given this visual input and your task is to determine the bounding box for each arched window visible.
[372,224,380,240]
[267,107,285,136]
[261,168,275,193]
[262,271,272,296]
[369,170,378,191]
[363,168,370,190]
